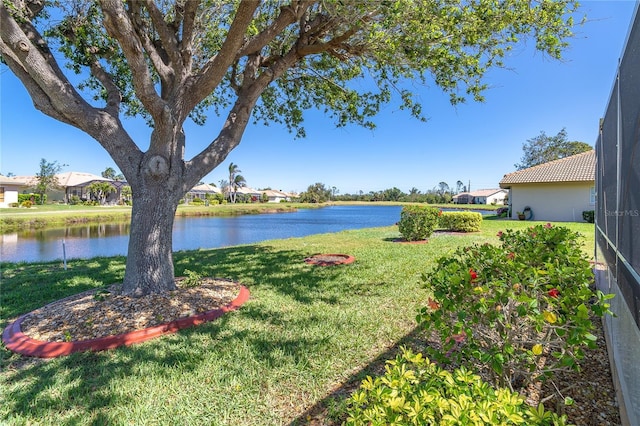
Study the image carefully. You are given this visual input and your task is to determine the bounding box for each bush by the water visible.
[438,211,482,232]
[398,205,441,241]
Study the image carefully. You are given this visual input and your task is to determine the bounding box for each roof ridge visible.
[502,150,594,178]
[500,150,595,186]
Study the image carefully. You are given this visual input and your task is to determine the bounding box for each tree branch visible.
[125,0,175,95]
[185,45,299,189]
[89,61,121,115]
[1,2,143,180]
[236,0,311,58]
[0,38,73,125]
[178,0,199,71]
[185,1,259,117]
[100,0,165,120]
[142,0,183,72]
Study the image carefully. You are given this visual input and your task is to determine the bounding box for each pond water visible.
[1,205,403,263]
[1,205,494,263]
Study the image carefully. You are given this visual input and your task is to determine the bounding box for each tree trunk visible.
[122,185,179,296]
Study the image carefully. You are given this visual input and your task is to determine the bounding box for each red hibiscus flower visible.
[544,223,553,229]
[469,269,478,282]
[548,288,560,298]
[497,231,503,238]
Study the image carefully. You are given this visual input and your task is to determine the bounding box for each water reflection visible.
[1,205,493,263]
[23,222,132,241]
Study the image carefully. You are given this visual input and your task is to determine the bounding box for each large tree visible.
[515,128,592,170]
[1,0,579,296]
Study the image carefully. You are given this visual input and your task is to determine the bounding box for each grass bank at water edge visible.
[0,203,319,232]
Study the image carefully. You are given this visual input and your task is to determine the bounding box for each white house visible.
[452,189,508,205]
[499,150,595,222]
[259,189,292,203]
[14,171,126,204]
[186,183,221,203]
[0,176,28,207]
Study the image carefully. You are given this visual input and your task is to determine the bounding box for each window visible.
[590,186,596,204]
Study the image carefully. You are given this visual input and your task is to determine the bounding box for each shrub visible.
[417,223,614,390]
[69,195,82,205]
[190,197,205,205]
[345,348,568,426]
[582,210,595,223]
[438,211,482,232]
[398,205,441,241]
[20,200,33,208]
[18,193,45,204]
[496,206,509,217]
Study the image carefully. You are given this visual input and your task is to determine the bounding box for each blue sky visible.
[1,1,637,195]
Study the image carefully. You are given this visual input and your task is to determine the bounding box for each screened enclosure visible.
[595,4,640,424]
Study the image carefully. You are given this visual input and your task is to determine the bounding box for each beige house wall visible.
[0,184,21,207]
[509,182,595,222]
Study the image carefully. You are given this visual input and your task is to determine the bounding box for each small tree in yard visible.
[1,1,580,296]
[34,158,64,205]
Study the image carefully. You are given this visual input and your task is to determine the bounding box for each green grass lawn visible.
[0,219,594,425]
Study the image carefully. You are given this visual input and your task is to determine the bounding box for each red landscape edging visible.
[2,286,250,358]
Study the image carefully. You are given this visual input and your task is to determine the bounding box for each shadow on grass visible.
[0,256,128,326]
[288,325,431,426]
[1,243,361,422]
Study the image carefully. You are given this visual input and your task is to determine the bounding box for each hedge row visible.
[438,211,482,232]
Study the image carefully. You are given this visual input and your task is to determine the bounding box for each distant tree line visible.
[298,182,468,204]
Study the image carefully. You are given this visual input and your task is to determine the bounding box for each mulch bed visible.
[304,254,355,266]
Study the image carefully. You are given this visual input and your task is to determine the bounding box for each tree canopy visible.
[1,0,581,295]
[515,128,592,170]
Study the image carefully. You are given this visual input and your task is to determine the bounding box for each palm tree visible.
[87,181,116,205]
[456,180,464,195]
[228,163,246,203]
[231,174,247,203]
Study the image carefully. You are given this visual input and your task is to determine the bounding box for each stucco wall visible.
[509,182,594,222]
[487,192,508,205]
[0,185,20,208]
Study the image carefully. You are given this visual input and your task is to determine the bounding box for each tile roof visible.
[453,188,506,198]
[0,176,29,186]
[13,172,126,188]
[56,171,111,187]
[189,183,221,193]
[499,150,595,187]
